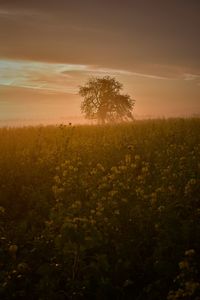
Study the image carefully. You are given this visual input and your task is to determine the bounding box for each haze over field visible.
[0,0,199,125]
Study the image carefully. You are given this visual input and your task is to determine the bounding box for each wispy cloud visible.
[0,8,41,18]
[62,66,170,80]
[0,60,85,94]
[0,59,199,96]
[183,73,200,81]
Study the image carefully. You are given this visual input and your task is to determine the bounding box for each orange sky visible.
[0,0,199,125]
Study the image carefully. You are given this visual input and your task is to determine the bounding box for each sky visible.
[0,0,199,125]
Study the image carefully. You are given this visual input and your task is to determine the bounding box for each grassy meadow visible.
[0,118,200,299]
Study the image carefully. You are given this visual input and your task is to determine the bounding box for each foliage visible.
[167,250,200,300]
[0,118,200,299]
[79,76,135,123]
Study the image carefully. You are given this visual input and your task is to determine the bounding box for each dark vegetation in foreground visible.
[0,118,200,300]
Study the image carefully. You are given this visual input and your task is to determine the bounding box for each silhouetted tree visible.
[79,76,135,124]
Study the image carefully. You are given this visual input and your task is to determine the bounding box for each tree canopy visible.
[79,76,135,124]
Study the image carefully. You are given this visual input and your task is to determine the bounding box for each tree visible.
[79,76,135,124]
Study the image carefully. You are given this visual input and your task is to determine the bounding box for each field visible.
[0,118,200,300]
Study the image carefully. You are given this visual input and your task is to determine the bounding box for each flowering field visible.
[0,118,200,299]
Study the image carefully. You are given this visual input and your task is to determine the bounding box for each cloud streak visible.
[1,59,200,97]
[1,59,180,96]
